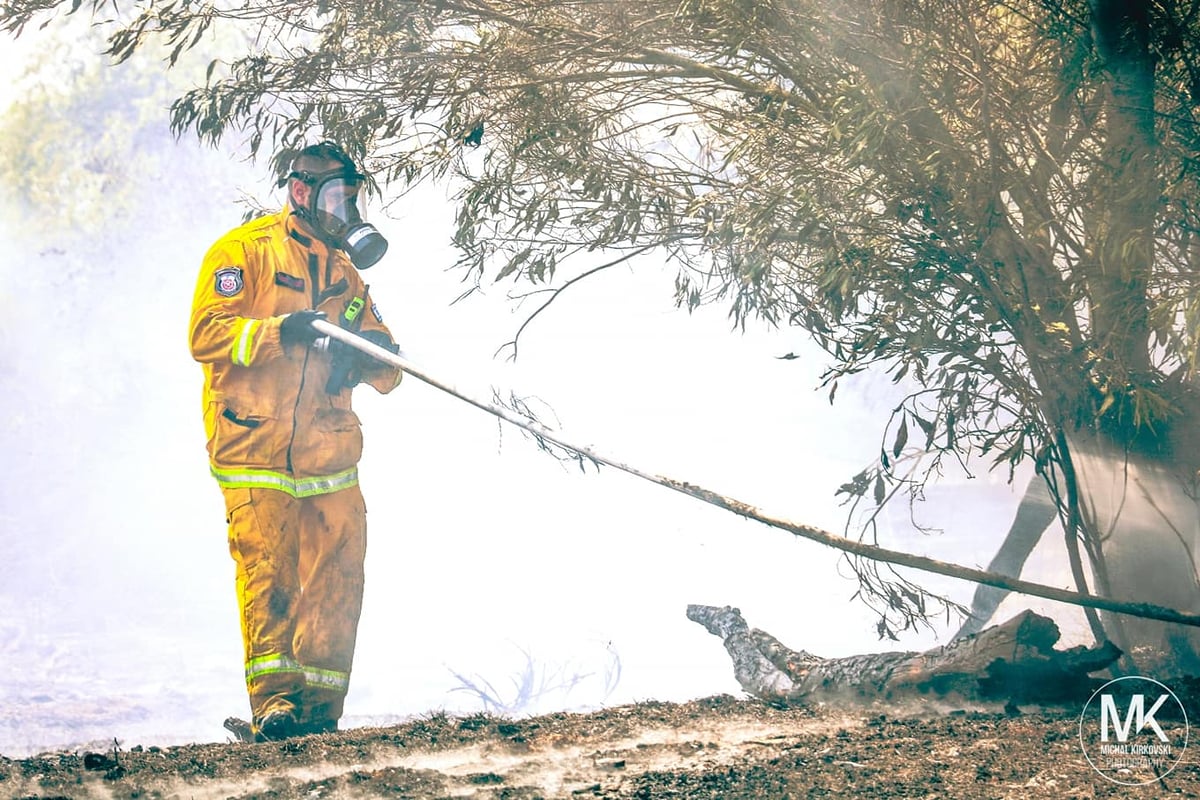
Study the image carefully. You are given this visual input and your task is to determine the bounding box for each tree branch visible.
[495,240,667,360]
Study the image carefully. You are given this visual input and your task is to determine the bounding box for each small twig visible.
[491,390,601,472]
[495,241,665,361]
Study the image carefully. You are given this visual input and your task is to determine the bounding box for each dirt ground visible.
[2,694,1197,799]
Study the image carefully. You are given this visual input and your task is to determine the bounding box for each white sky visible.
[0,15,1079,756]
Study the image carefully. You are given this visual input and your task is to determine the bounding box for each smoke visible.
[1068,439,1200,671]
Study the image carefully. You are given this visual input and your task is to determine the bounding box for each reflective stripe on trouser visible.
[224,483,368,725]
[212,465,359,498]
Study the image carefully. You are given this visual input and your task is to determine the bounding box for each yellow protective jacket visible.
[190,207,401,496]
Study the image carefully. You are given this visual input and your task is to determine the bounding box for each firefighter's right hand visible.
[280,310,328,348]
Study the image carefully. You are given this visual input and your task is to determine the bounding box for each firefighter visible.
[189,141,401,741]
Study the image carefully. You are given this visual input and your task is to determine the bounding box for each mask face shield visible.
[313,176,363,240]
[293,168,389,269]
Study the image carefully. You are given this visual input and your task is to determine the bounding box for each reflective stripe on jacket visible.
[190,208,401,489]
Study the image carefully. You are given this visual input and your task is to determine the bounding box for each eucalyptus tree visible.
[6,0,1199,663]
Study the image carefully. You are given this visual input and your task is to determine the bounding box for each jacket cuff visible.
[364,366,403,394]
[251,316,285,363]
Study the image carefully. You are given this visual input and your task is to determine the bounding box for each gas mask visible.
[291,166,389,270]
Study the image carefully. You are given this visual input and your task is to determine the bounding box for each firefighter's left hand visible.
[327,331,398,388]
[356,331,400,362]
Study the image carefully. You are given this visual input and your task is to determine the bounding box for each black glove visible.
[326,331,398,394]
[279,310,327,348]
[356,330,400,362]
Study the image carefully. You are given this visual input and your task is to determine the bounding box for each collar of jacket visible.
[283,204,332,256]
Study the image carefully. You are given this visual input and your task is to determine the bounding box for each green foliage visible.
[0,13,251,236]
[0,24,153,232]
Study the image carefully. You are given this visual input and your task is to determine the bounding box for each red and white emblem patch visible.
[215,267,244,297]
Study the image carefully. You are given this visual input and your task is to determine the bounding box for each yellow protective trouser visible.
[222,484,367,727]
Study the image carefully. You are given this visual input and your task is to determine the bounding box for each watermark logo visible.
[1079,675,1189,785]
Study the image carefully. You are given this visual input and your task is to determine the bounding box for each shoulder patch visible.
[371,302,384,323]
[275,272,306,292]
[214,267,244,297]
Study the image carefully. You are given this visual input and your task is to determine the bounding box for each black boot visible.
[223,716,256,744]
[255,709,300,742]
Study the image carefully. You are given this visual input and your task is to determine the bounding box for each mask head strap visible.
[279,140,364,188]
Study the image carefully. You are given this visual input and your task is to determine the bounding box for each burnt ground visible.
[1,694,1198,799]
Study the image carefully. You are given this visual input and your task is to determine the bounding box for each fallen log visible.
[687,605,1121,707]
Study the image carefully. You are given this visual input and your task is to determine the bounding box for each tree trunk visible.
[953,475,1058,640]
[1086,0,1157,374]
[687,605,1120,707]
